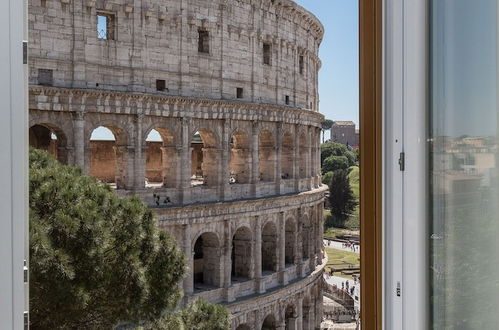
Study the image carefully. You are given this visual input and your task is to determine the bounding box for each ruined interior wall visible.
[89,141,116,182]
[145,141,163,183]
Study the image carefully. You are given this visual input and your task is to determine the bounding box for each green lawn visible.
[324,227,359,240]
[323,165,360,230]
[325,247,360,280]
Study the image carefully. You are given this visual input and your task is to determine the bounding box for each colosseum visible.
[28,0,326,328]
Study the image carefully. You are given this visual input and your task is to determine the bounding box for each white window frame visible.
[0,0,28,327]
[384,0,428,329]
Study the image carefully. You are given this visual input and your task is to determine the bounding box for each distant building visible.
[331,121,359,147]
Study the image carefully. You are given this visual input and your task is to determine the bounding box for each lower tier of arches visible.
[154,186,327,329]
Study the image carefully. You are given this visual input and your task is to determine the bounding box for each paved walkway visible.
[323,239,360,254]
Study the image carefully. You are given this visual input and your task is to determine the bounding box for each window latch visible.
[398,152,405,171]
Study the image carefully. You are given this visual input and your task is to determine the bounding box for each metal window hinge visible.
[396,281,401,297]
[398,152,405,171]
[24,311,29,329]
[23,41,28,64]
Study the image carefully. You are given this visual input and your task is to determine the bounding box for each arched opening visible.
[299,133,307,179]
[259,130,276,182]
[261,221,278,273]
[193,232,221,290]
[301,216,312,260]
[285,304,297,330]
[191,130,219,187]
[229,131,251,184]
[89,125,127,189]
[261,314,277,330]
[29,124,68,164]
[285,218,296,266]
[145,128,177,188]
[302,297,311,330]
[236,324,251,330]
[281,132,294,180]
[232,226,252,283]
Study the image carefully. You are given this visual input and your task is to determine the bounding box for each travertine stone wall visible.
[29,0,323,110]
[28,0,325,329]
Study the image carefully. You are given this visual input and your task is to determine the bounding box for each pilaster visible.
[73,111,85,170]
[180,118,191,204]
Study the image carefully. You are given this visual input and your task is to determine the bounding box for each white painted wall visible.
[0,0,28,328]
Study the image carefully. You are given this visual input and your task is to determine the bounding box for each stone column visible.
[306,127,312,189]
[309,300,316,330]
[73,111,85,170]
[254,216,265,294]
[221,120,230,201]
[134,113,145,189]
[278,212,287,285]
[161,146,178,188]
[114,145,132,190]
[294,124,300,192]
[276,123,282,195]
[297,296,304,330]
[223,220,235,302]
[296,208,305,278]
[316,283,324,328]
[180,118,191,204]
[182,224,193,304]
[250,121,259,197]
[318,204,325,261]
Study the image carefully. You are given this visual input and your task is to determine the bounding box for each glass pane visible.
[430,0,499,328]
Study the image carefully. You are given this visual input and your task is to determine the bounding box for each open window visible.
[97,12,115,40]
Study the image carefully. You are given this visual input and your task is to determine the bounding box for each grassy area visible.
[324,227,359,240]
[325,247,360,280]
[348,166,359,199]
[323,166,360,230]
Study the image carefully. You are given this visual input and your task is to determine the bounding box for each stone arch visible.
[191,129,220,187]
[285,218,297,266]
[301,214,312,260]
[261,220,278,273]
[29,123,69,164]
[232,226,252,282]
[144,128,177,188]
[88,124,129,189]
[229,130,251,184]
[284,303,297,330]
[281,131,294,179]
[261,314,277,330]
[259,130,276,182]
[193,232,222,290]
[298,133,308,179]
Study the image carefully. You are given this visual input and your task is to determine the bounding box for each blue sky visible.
[92,1,358,141]
[295,0,359,126]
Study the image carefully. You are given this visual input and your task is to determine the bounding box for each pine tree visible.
[29,149,229,329]
[328,169,358,225]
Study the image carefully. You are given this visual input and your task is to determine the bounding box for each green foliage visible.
[322,171,334,185]
[29,148,190,329]
[321,119,334,130]
[328,169,358,226]
[323,155,349,173]
[143,299,230,330]
[320,142,356,174]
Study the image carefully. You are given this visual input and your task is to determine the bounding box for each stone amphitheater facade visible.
[28,0,326,329]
